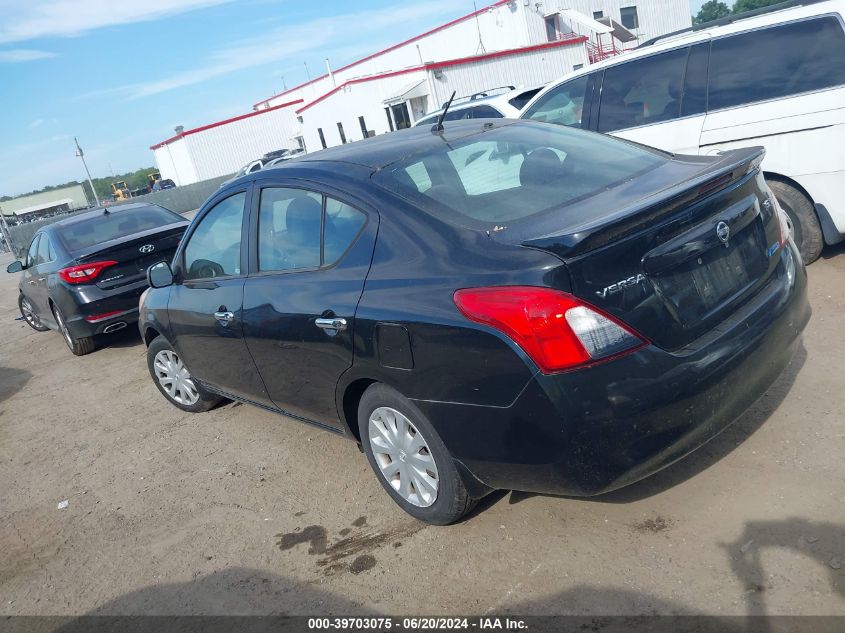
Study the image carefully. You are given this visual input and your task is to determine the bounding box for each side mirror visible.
[6,260,23,274]
[147,261,174,288]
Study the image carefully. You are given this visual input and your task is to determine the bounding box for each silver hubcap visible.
[53,307,73,347]
[153,350,199,405]
[21,299,39,326]
[368,407,439,507]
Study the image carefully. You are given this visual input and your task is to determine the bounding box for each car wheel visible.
[19,294,49,332]
[51,303,94,356]
[358,383,477,525]
[768,180,823,264]
[146,336,221,412]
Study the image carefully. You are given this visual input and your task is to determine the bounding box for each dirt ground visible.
[1,244,843,618]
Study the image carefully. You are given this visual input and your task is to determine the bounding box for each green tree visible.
[732,0,784,13]
[694,0,731,23]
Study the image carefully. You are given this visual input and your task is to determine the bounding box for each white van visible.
[520,0,845,263]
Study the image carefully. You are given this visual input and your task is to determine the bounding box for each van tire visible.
[768,180,823,264]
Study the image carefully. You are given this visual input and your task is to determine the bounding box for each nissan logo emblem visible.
[716,221,730,244]
[139,244,155,254]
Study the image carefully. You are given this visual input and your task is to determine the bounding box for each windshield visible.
[373,122,665,227]
[58,206,183,252]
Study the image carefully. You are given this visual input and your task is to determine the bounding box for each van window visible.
[598,47,687,132]
[522,74,590,127]
[708,17,845,111]
[682,42,709,117]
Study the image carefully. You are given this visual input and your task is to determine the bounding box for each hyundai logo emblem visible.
[139,244,155,254]
[716,221,730,244]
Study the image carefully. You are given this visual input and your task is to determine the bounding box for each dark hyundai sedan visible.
[139,119,809,524]
[7,203,188,355]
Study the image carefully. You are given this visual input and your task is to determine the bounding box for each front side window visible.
[522,74,590,128]
[620,6,638,29]
[257,188,366,272]
[598,47,687,132]
[183,192,245,280]
[26,235,41,267]
[708,17,845,111]
[36,234,52,264]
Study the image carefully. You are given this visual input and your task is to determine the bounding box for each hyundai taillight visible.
[453,286,647,373]
[59,260,117,285]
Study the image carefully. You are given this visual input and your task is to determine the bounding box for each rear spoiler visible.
[522,148,765,260]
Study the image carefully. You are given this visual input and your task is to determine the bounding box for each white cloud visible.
[29,119,44,129]
[109,1,458,100]
[0,0,234,44]
[0,48,55,62]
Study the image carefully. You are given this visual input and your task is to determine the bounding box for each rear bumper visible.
[413,243,810,496]
[57,279,147,339]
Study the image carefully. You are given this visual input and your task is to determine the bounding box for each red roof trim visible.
[150,99,303,150]
[253,0,512,109]
[294,36,588,114]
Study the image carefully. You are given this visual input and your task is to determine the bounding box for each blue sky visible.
[0,0,703,197]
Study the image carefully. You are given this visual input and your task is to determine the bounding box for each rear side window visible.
[508,87,542,110]
[258,189,323,271]
[522,74,590,128]
[59,206,183,253]
[257,188,366,272]
[183,193,245,280]
[598,47,688,132]
[469,105,503,118]
[708,17,845,111]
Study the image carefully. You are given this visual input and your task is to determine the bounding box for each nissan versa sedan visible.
[139,119,809,524]
[7,203,188,355]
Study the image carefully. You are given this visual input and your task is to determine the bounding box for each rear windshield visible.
[59,206,183,252]
[373,122,665,227]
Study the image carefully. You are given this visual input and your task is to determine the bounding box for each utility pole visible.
[74,137,100,207]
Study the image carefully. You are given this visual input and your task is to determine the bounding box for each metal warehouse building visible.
[151,0,691,185]
[0,184,90,223]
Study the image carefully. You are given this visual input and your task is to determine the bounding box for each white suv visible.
[415,86,543,127]
[520,0,845,263]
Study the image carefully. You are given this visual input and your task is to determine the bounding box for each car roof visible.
[522,0,839,112]
[242,118,521,178]
[419,86,541,120]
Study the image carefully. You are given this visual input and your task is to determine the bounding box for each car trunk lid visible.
[72,224,187,290]
[496,147,783,350]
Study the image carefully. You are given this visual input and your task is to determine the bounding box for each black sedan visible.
[139,119,809,524]
[7,203,188,355]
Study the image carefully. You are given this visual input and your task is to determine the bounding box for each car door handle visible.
[315,317,347,332]
[214,310,235,325]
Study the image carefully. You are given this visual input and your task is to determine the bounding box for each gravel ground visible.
[0,245,843,617]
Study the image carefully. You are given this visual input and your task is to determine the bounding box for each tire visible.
[51,303,95,356]
[146,336,221,413]
[19,294,49,332]
[358,383,477,525]
[768,180,823,264]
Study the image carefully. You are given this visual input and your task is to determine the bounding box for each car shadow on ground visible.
[93,326,144,351]
[0,365,32,407]
[492,341,807,513]
[12,521,843,629]
[820,241,845,261]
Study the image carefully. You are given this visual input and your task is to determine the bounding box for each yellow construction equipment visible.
[110,181,131,201]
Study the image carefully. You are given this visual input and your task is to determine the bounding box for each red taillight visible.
[59,260,117,285]
[84,310,126,323]
[453,286,646,373]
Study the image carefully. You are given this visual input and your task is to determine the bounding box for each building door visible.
[390,102,412,130]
